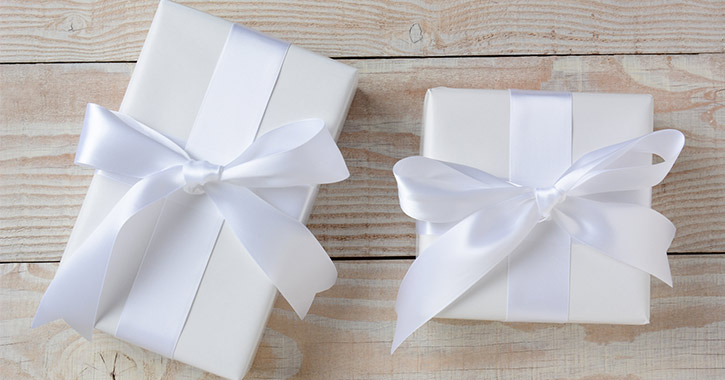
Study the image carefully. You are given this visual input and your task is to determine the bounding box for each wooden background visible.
[1,0,724,379]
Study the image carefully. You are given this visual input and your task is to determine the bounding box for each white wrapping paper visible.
[420,88,654,324]
[60,1,357,379]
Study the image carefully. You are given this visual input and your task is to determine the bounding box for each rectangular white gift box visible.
[61,1,357,379]
[420,87,654,324]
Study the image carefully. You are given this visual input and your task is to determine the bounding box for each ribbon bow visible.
[33,103,348,339]
[391,129,685,351]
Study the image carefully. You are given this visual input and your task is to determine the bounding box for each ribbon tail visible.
[32,167,184,338]
[205,182,337,319]
[555,197,674,286]
[392,197,539,353]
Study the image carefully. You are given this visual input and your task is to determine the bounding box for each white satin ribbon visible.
[32,103,347,342]
[507,90,573,322]
[32,23,348,359]
[391,128,684,352]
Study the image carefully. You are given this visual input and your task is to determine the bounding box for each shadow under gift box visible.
[420,88,654,324]
[60,1,357,379]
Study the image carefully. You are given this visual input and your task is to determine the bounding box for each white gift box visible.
[60,1,357,379]
[420,88,654,324]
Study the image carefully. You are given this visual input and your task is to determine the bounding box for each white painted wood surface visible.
[1,1,723,378]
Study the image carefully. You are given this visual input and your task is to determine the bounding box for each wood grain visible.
[3,1,723,379]
[1,54,724,261]
[0,0,723,63]
[1,255,723,379]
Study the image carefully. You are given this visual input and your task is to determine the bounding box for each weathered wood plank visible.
[1,54,724,261]
[0,0,723,62]
[1,256,723,379]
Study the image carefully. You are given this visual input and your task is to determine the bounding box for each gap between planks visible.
[3,252,725,265]
[2,50,725,66]
[1,0,723,62]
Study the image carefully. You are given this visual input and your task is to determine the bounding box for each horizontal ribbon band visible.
[391,128,685,352]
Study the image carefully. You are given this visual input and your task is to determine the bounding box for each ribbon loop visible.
[77,103,190,179]
[393,157,526,224]
[556,129,685,196]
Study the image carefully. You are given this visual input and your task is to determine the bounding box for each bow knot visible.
[534,186,566,221]
[183,160,223,194]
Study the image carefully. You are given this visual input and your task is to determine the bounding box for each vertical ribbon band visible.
[507,90,572,322]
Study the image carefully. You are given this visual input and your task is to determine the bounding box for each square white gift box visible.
[422,88,655,324]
